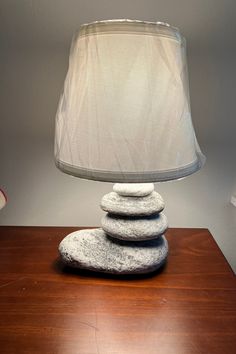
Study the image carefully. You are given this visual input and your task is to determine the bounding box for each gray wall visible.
[0,0,236,271]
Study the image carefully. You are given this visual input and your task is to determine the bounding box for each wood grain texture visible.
[0,226,235,354]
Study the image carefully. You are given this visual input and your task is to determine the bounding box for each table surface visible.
[0,226,235,354]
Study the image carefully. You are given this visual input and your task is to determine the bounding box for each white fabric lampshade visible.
[55,19,205,182]
[0,189,7,210]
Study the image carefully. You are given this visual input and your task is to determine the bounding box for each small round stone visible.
[101,213,168,241]
[59,228,168,275]
[113,183,154,197]
[100,191,164,216]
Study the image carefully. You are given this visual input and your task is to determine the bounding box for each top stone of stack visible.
[113,183,154,197]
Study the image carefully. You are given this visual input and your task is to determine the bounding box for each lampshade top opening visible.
[78,19,184,44]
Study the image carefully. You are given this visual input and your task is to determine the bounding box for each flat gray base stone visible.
[101,213,168,241]
[101,191,164,216]
[59,229,168,275]
[113,183,154,197]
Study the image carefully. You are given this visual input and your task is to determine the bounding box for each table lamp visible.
[55,19,205,275]
[0,189,7,210]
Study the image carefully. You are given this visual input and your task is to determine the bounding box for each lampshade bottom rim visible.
[55,153,206,183]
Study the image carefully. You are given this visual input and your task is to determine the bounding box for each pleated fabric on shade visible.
[55,19,205,182]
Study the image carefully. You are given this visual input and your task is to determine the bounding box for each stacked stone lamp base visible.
[59,183,168,275]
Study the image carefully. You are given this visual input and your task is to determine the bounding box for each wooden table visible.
[0,227,235,354]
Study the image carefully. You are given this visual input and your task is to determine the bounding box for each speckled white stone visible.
[101,213,168,241]
[101,191,164,216]
[59,228,168,274]
[113,183,154,197]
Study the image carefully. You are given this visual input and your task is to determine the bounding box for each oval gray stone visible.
[101,213,168,241]
[113,183,154,197]
[59,228,168,275]
[100,191,164,216]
